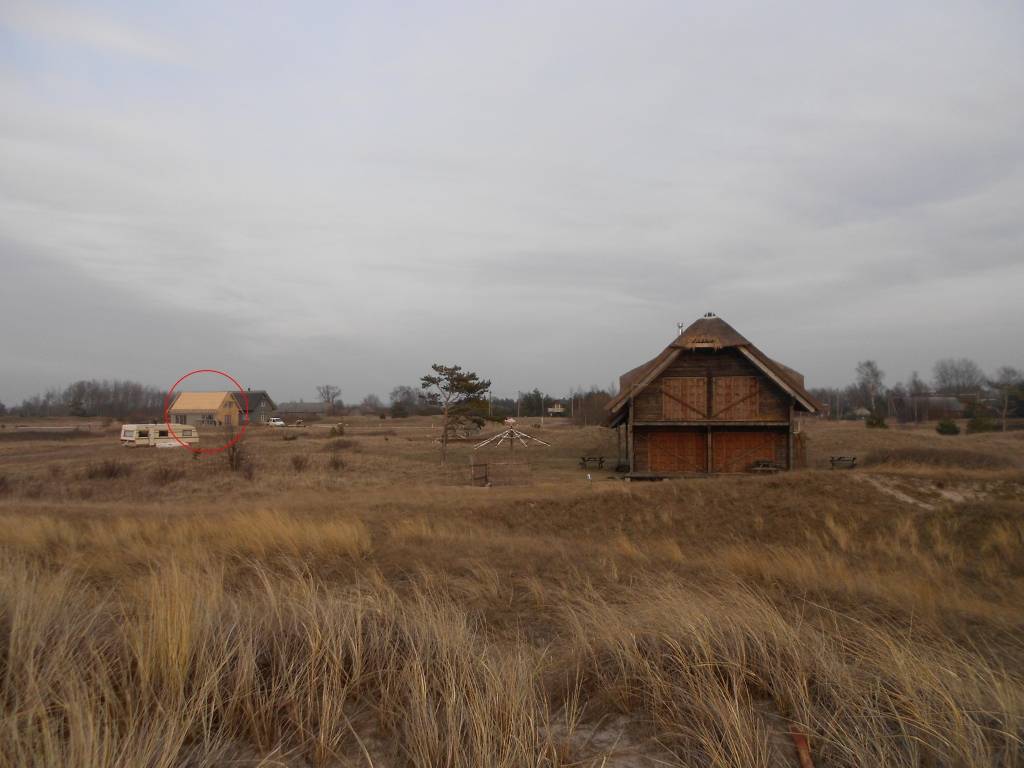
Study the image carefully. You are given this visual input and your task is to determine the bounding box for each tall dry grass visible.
[1,483,1023,766]
[2,419,1024,765]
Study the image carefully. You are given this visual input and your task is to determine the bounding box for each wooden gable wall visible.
[631,347,790,423]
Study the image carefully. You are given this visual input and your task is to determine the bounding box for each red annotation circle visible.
[163,369,249,454]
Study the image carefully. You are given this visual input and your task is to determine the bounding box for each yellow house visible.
[169,391,239,427]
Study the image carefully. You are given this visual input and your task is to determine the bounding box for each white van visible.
[120,424,200,448]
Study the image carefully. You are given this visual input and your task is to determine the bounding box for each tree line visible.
[6,355,1019,432]
[809,357,1023,429]
[312,382,613,426]
[2,380,166,419]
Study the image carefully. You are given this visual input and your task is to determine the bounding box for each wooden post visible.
[627,398,634,472]
[788,401,795,470]
[705,368,713,474]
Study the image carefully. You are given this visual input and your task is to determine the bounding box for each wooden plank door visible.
[712,376,759,419]
[711,430,786,473]
[648,430,707,473]
[661,377,707,420]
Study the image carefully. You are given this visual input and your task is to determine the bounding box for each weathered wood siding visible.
[633,427,708,473]
[633,348,789,422]
[710,428,788,473]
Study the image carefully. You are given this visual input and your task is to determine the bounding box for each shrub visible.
[282,433,299,441]
[84,460,132,480]
[936,419,961,435]
[0,474,9,495]
[325,438,359,452]
[241,461,256,481]
[966,416,997,434]
[225,441,247,472]
[150,466,185,486]
[327,454,345,471]
[329,424,345,436]
[865,413,888,429]
[291,455,309,473]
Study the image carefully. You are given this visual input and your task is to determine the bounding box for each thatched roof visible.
[607,314,818,417]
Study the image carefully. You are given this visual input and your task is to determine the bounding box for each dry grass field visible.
[1,416,1023,767]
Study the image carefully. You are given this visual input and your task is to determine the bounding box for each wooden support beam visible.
[627,397,634,472]
[788,401,795,470]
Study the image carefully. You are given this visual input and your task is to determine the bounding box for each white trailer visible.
[120,424,199,448]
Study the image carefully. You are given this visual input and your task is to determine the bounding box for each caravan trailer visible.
[120,424,200,448]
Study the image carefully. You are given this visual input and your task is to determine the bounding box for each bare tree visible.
[420,364,490,463]
[933,358,984,395]
[360,394,385,414]
[316,385,342,415]
[389,385,421,417]
[13,379,163,418]
[990,366,1022,432]
[855,360,885,413]
[907,371,928,395]
[905,371,928,422]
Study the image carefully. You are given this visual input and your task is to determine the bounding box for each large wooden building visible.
[607,313,818,476]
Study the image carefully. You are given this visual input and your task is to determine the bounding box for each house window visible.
[174,415,187,424]
[138,430,149,438]
[158,429,168,437]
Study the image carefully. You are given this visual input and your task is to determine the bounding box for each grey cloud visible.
[1,1,1022,401]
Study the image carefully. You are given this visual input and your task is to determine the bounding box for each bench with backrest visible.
[830,455,857,469]
[579,456,605,469]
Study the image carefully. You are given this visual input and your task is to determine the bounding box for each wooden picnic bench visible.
[579,456,605,470]
[830,455,857,470]
[750,460,782,473]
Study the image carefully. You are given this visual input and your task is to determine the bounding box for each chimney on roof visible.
[677,322,686,336]
[703,311,716,318]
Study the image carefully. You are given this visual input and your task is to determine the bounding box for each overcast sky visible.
[1,1,1022,405]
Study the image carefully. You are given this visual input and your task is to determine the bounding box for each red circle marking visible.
[163,369,249,454]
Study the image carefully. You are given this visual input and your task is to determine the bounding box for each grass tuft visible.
[863,447,1015,469]
[84,459,133,480]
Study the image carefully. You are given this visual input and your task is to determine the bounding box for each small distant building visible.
[851,407,872,420]
[232,390,276,423]
[547,402,566,417]
[906,395,965,422]
[169,392,238,427]
[169,390,276,427]
[276,400,332,421]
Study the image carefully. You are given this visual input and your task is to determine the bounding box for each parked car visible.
[267,417,286,427]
